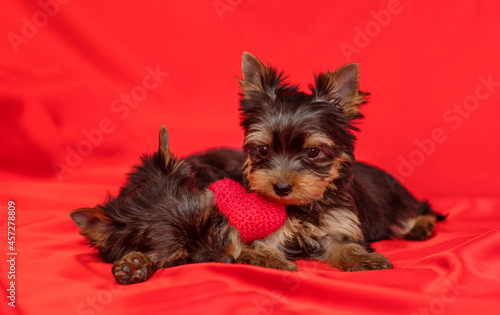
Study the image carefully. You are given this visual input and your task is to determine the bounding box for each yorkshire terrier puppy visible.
[70,126,293,284]
[238,52,444,271]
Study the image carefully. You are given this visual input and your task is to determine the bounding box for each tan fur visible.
[390,214,437,241]
[314,64,367,120]
[320,210,390,271]
[404,214,437,241]
[70,208,112,248]
[248,169,328,205]
[159,125,185,173]
[261,217,322,253]
[196,191,217,227]
[389,218,417,239]
[243,158,252,185]
[324,243,392,271]
[262,208,363,258]
[248,174,393,272]
[247,152,351,205]
[326,152,352,183]
[235,242,297,271]
[223,226,243,261]
[239,65,277,99]
[322,208,364,243]
[244,128,272,147]
[254,207,392,272]
[304,133,334,148]
[152,244,189,268]
[290,173,335,205]
[236,53,432,273]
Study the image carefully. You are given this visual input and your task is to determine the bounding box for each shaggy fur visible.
[238,52,445,271]
[70,126,294,284]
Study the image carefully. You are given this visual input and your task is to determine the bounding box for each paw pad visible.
[112,251,153,285]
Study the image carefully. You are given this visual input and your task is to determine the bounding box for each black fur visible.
[70,127,245,283]
[70,126,295,284]
[95,146,244,264]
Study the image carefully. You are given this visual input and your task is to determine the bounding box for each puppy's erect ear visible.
[70,207,111,248]
[239,52,291,100]
[313,63,367,120]
[241,52,266,87]
[158,125,173,168]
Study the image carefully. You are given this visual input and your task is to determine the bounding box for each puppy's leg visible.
[235,242,298,271]
[391,202,445,241]
[222,226,297,271]
[323,239,393,271]
[317,207,392,271]
[112,251,157,285]
[404,214,437,241]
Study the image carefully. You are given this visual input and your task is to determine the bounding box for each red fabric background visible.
[1,1,500,314]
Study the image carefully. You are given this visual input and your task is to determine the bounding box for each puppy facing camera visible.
[239,52,445,271]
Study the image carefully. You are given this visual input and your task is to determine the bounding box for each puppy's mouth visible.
[267,194,295,206]
[254,186,313,206]
[248,171,329,206]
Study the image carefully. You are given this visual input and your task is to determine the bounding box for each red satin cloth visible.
[1,1,500,314]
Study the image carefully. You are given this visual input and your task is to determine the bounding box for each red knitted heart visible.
[208,178,286,243]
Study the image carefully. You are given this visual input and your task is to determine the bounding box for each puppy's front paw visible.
[269,257,298,271]
[236,247,298,271]
[347,252,393,271]
[112,251,154,285]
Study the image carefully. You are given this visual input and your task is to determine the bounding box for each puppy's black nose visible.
[273,182,292,196]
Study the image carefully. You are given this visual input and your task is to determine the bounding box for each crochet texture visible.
[208,178,286,243]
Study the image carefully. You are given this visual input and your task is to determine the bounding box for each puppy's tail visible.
[418,201,448,221]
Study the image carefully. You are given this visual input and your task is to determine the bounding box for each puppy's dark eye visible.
[307,147,321,159]
[257,145,269,157]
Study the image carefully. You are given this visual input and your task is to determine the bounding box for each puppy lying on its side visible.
[70,126,294,284]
